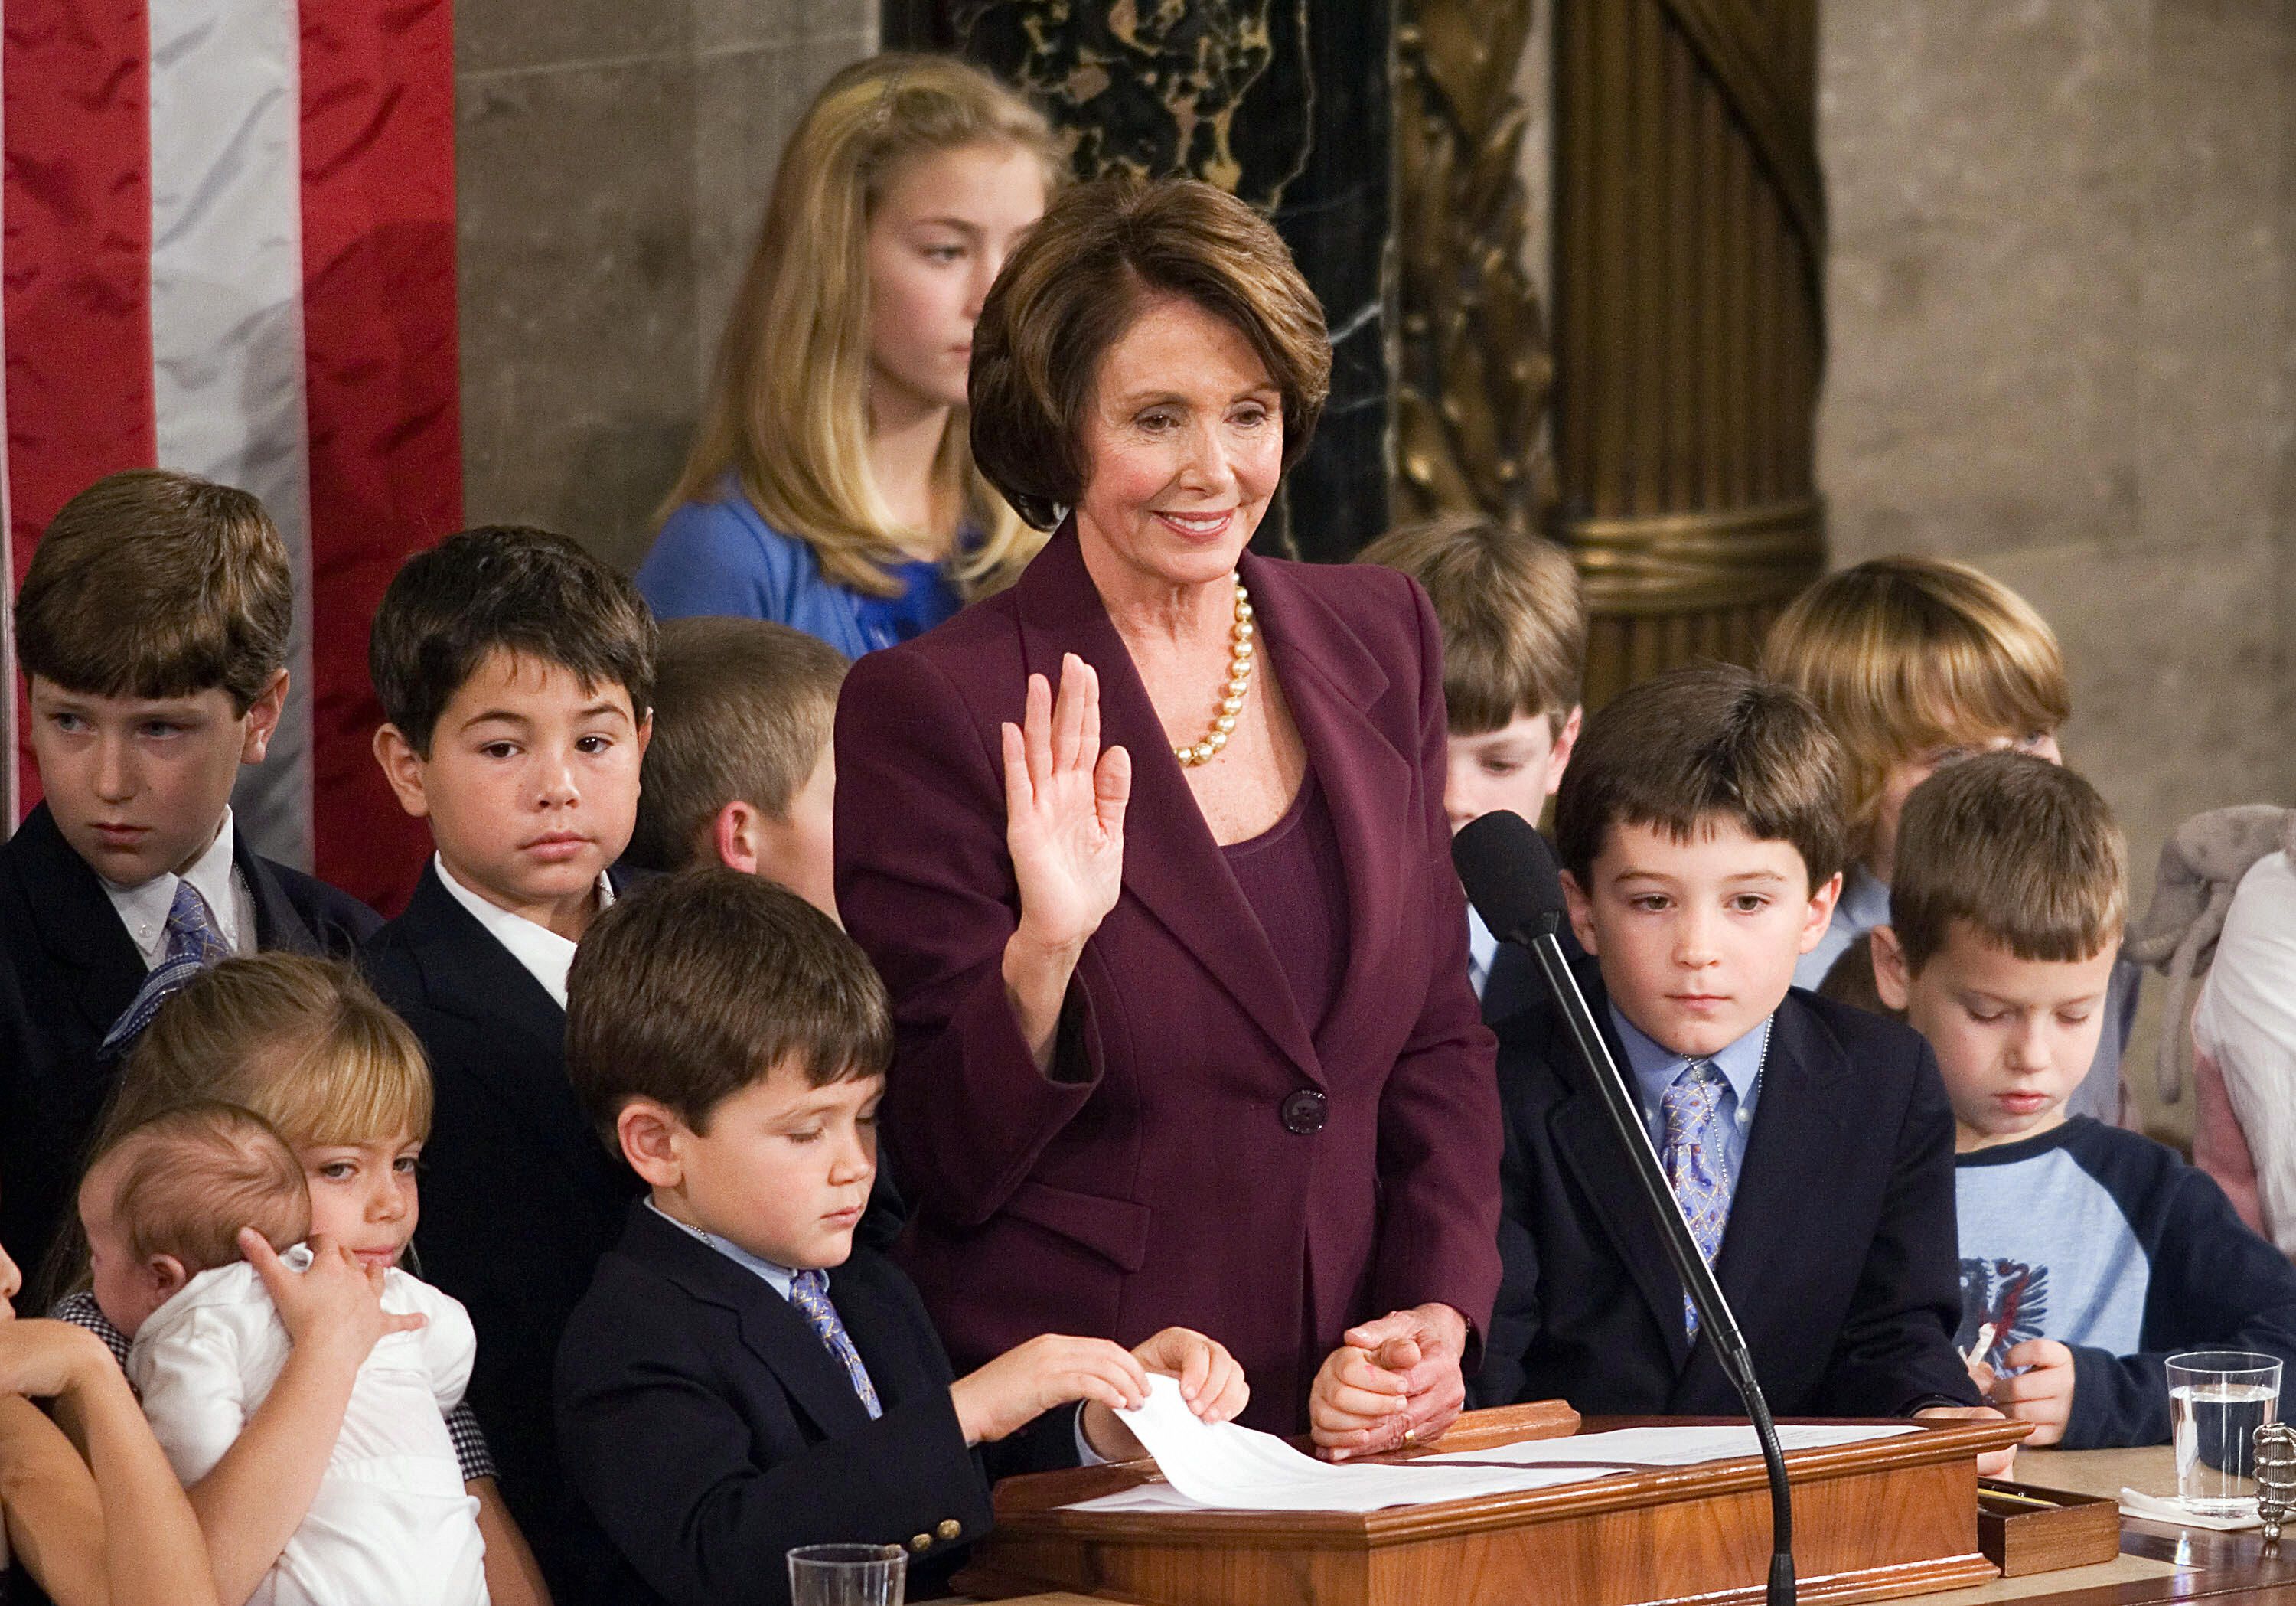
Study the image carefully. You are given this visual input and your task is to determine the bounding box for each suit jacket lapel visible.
[634,1206,876,1438]
[1709,1000,1848,1323]
[235,837,323,955]
[1545,1004,1692,1370]
[400,866,593,1167]
[1241,553,1416,1063]
[1012,525,1319,1080]
[12,805,148,1041]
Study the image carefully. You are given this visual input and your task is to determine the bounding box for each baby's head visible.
[79,1101,311,1337]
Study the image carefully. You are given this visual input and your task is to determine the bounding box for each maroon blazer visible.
[834,524,1502,1430]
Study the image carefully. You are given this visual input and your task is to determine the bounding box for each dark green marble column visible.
[888,0,1395,563]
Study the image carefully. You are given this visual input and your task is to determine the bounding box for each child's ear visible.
[1560,867,1598,955]
[616,1099,687,1189]
[1798,870,1844,954]
[147,1254,191,1301]
[709,801,765,876]
[634,707,654,759]
[1871,925,1913,1012]
[371,724,432,820]
[240,668,291,765]
[1545,706,1583,796]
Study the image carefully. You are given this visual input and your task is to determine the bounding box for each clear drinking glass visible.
[788,1543,906,1606]
[2168,1350,2283,1517]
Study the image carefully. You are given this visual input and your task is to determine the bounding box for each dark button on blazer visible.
[835,523,1503,1430]
[1475,975,1979,1418]
[0,801,379,1276]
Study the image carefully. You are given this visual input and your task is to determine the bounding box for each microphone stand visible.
[1517,914,1797,1606]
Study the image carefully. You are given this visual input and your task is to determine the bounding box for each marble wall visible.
[455,0,876,573]
[1818,1,2296,1139]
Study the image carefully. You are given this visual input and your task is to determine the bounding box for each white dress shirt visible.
[129,1254,486,1606]
[100,808,256,967]
[432,853,613,1008]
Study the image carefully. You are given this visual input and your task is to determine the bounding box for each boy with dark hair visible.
[360,523,656,1604]
[1,469,377,1278]
[558,869,1246,1606]
[623,616,846,919]
[1358,516,1587,1019]
[1874,752,2296,1448]
[1476,665,1993,1444]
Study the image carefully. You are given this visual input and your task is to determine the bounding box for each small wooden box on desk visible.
[961,1404,2028,1606]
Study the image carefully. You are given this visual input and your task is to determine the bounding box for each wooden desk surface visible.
[975,1448,2296,1606]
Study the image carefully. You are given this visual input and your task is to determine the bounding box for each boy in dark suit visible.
[360,525,656,1604]
[558,869,1247,1606]
[1474,665,2000,1452]
[2,470,377,1279]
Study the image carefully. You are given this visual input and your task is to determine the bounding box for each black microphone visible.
[1454,810,1796,1606]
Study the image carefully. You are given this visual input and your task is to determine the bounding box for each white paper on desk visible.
[1415,1421,1918,1469]
[1059,1382,1922,1516]
[1062,1376,1613,1514]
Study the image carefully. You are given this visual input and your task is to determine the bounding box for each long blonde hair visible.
[662,54,1060,599]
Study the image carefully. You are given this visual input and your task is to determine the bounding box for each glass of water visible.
[788,1544,905,1606]
[2168,1350,2283,1517]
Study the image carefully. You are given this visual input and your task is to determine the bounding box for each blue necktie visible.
[788,1268,882,1419]
[99,882,232,1059]
[1662,1059,1733,1338]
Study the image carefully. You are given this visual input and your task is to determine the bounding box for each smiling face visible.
[634,1064,884,1272]
[1445,707,1581,835]
[1072,295,1285,596]
[865,140,1048,418]
[28,672,286,887]
[298,1131,421,1270]
[1566,815,1841,1059]
[1876,919,2115,1151]
[374,648,648,939]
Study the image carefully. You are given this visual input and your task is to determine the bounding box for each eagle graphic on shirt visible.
[1958,1256,2047,1371]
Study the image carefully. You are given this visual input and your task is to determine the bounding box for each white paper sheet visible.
[1058,1378,1920,1516]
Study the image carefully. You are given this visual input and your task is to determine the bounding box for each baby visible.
[80,1100,488,1606]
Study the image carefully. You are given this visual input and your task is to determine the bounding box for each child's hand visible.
[1079,1327,1249,1461]
[1986,1338,2076,1446]
[246,1229,425,1367]
[950,1333,1149,1448]
[0,1317,115,1401]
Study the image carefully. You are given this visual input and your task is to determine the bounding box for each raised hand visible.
[1003,654,1130,958]
[949,1332,1152,1447]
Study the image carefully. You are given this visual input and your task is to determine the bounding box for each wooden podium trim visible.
[967,1409,2028,1606]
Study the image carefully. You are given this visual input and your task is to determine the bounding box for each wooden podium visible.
[961,1405,2030,1606]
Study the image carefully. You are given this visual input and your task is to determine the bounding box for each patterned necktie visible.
[99,881,233,1059]
[788,1268,882,1419]
[1661,1058,1733,1338]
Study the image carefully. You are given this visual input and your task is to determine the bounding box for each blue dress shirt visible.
[1609,1005,1770,1211]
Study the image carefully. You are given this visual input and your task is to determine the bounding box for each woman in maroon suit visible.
[834,177,1501,1448]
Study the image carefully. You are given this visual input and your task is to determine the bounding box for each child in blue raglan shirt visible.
[1872,750,2296,1449]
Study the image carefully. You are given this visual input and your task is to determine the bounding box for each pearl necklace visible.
[1173,576,1254,766]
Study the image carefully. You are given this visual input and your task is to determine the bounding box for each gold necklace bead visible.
[1172,576,1251,766]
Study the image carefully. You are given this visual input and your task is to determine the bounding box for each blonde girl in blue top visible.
[640,54,1059,654]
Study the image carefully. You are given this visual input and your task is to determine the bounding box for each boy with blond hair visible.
[1474,665,1996,1454]
[1358,516,1586,1016]
[2,470,377,1278]
[624,616,846,919]
[1874,752,2296,1448]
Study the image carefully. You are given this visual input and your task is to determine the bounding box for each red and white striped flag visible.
[4,0,460,912]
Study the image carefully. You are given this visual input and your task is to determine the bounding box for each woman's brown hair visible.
[968,175,1332,530]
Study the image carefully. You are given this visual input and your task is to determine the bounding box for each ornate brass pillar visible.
[1550,0,1827,705]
